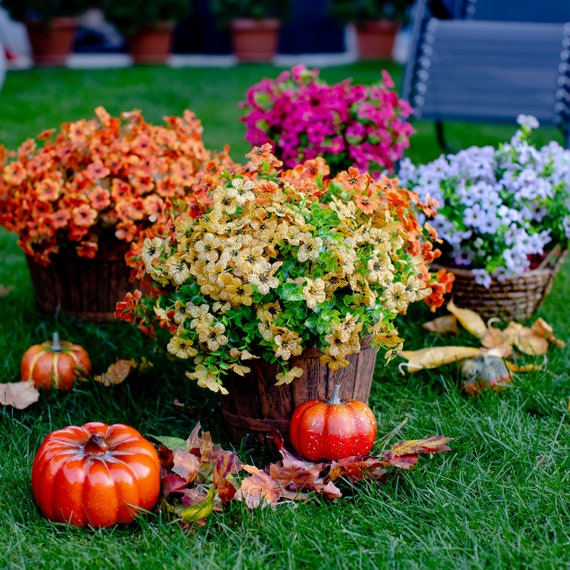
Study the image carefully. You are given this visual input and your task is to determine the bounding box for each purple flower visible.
[399,117,570,277]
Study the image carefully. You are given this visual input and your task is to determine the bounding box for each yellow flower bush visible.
[116,145,453,393]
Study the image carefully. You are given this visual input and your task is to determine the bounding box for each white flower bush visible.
[399,115,570,287]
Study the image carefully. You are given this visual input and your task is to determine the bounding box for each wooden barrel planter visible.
[26,239,135,322]
[219,337,378,447]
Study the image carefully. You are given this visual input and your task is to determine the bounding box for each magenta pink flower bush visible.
[239,65,414,176]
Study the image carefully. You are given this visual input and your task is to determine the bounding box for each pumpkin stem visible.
[328,384,343,405]
[84,434,109,455]
[51,332,62,352]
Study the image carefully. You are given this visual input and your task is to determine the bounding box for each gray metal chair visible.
[401,0,570,149]
[464,0,570,23]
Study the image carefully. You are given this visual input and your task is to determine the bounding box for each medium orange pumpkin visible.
[21,332,91,390]
[31,422,161,528]
[289,384,377,461]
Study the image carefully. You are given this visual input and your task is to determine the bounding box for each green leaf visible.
[180,486,216,524]
[151,435,187,450]
[278,282,304,302]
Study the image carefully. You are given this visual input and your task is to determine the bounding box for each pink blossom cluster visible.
[239,65,414,175]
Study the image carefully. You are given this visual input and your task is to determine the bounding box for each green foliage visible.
[102,0,190,37]
[0,0,91,21]
[211,0,291,26]
[329,0,414,24]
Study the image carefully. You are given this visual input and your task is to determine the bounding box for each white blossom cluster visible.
[399,116,570,287]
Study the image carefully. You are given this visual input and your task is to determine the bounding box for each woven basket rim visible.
[432,249,568,284]
[431,249,567,320]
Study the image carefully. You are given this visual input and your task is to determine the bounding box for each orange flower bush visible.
[0,107,234,265]
[116,145,453,393]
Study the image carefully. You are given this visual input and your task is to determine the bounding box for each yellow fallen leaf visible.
[447,299,487,339]
[501,322,549,355]
[180,486,217,525]
[505,361,543,373]
[530,318,565,348]
[389,435,453,457]
[399,346,481,373]
[0,381,40,409]
[94,359,136,386]
[138,356,155,373]
[422,315,458,335]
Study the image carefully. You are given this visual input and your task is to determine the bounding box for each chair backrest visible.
[464,0,570,23]
[401,1,570,147]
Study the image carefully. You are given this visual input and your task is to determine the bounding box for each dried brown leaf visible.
[0,284,13,298]
[162,474,188,498]
[215,476,238,505]
[93,359,136,386]
[328,457,390,480]
[315,480,343,500]
[237,466,282,508]
[383,454,420,469]
[0,380,40,409]
[172,449,200,483]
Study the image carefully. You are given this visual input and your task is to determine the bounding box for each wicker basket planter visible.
[219,337,378,447]
[26,239,134,322]
[434,248,567,321]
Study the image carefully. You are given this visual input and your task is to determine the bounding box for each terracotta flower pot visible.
[355,20,400,60]
[230,18,280,63]
[220,337,378,447]
[127,22,175,64]
[25,17,79,67]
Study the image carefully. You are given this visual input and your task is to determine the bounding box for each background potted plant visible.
[239,65,414,177]
[102,0,190,64]
[211,0,290,62]
[329,0,414,60]
[115,145,452,444]
[0,106,235,320]
[398,115,570,320]
[1,0,92,66]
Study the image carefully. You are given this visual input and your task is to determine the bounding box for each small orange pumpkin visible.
[289,384,377,461]
[21,332,91,390]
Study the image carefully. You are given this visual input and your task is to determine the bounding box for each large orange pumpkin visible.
[21,332,91,390]
[289,384,377,461]
[31,422,161,528]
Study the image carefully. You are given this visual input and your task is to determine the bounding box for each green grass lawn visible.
[1,63,569,570]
